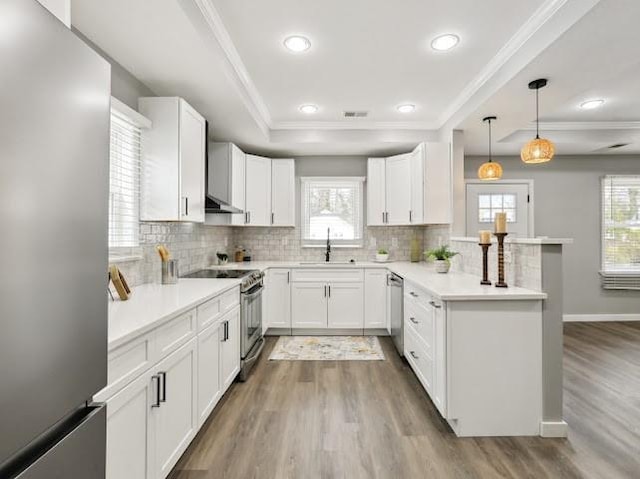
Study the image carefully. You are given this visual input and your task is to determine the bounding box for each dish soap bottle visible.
[410,236,421,262]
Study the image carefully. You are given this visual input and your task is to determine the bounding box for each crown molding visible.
[192,0,272,136]
[533,121,640,131]
[437,0,601,133]
[270,120,436,131]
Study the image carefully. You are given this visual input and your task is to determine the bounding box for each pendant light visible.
[478,116,503,181]
[521,78,555,164]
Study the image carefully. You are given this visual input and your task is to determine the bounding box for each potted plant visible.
[425,245,458,273]
[376,247,389,262]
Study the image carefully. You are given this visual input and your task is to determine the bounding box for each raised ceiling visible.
[70,0,634,157]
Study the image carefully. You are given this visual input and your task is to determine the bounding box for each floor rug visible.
[269,336,385,361]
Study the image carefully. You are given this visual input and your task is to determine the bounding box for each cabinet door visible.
[105,369,155,479]
[385,154,411,225]
[367,158,386,225]
[423,142,452,224]
[230,145,246,226]
[220,306,241,392]
[327,282,364,329]
[179,100,206,222]
[265,269,291,329]
[271,159,295,226]
[291,282,327,329]
[245,154,272,226]
[153,338,198,479]
[432,300,447,416]
[409,144,424,224]
[364,270,387,329]
[197,322,221,427]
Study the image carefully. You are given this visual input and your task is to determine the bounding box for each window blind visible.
[109,112,141,248]
[601,175,640,289]
[301,177,364,246]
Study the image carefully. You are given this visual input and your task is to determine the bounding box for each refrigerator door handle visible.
[151,375,161,408]
[159,371,167,403]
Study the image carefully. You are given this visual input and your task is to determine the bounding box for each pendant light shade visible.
[478,116,502,181]
[521,78,554,164]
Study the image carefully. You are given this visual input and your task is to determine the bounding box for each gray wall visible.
[465,155,640,315]
[73,29,155,108]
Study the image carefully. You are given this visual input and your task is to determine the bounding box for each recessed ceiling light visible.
[397,104,416,113]
[580,99,605,110]
[284,35,311,53]
[299,104,318,114]
[431,34,460,51]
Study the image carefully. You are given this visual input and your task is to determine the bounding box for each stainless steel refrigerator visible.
[0,1,110,477]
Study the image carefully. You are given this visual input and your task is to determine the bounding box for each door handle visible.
[271,212,275,224]
[185,197,189,216]
[409,210,412,222]
[410,351,419,360]
[287,271,290,283]
[151,375,161,408]
[409,317,419,324]
[328,285,331,298]
[409,291,418,298]
[225,321,229,341]
[429,300,442,309]
[324,285,327,297]
[159,371,167,403]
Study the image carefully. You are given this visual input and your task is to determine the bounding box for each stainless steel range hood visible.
[206,142,245,214]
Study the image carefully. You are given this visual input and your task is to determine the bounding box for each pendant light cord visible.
[488,118,493,162]
[535,87,540,139]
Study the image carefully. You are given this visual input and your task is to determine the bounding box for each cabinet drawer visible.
[197,286,239,331]
[404,322,433,393]
[404,281,432,310]
[291,268,364,283]
[404,299,433,350]
[95,332,155,402]
[156,309,196,359]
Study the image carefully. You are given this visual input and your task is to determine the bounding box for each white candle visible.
[479,230,491,244]
[495,212,507,233]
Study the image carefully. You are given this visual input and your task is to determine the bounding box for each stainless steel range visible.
[183,269,265,381]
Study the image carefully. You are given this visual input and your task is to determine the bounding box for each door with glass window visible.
[466,182,532,237]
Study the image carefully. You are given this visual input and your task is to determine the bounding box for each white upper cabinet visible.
[139,97,206,223]
[244,154,272,226]
[367,158,386,226]
[385,153,412,225]
[271,159,295,226]
[366,143,451,226]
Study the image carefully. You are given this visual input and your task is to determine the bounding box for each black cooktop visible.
[182,269,256,279]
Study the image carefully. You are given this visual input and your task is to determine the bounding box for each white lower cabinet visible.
[264,269,291,330]
[153,338,198,479]
[327,283,364,329]
[364,269,388,329]
[220,306,241,392]
[196,322,221,427]
[291,282,327,329]
[432,299,447,416]
[106,368,155,479]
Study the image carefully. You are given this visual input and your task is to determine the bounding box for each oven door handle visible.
[242,285,264,300]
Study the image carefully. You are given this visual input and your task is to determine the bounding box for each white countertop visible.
[450,236,573,245]
[108,279,240,350]
[214,261,547,301]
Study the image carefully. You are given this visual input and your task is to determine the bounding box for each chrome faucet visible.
[325,227,331,262]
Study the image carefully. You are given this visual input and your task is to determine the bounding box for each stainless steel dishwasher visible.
[388,272,404,355]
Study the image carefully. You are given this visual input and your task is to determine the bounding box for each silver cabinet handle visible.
[409,210,412,222]
[271,212,275,224]
[185,197,189,216]
[410,351,419,360]
[151,375,161,408]
[429,300,442,309]
[409,317,419,324]
[324,285,327,297]
[287,271,290,283]
[328,285,331,298]
[409,292,418,298]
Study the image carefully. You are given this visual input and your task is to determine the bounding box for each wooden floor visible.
[170,322,640,479]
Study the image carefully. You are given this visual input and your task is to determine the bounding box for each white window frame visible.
[300,176,365,248]
[108,98,151,262]
[600,175,640,289]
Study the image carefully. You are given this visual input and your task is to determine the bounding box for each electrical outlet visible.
[392,237,398,248]
[504,250,512,263]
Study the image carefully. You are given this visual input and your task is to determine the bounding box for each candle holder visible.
[478,243,492,285]
[494,232,508,288]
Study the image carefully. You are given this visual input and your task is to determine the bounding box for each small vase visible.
[375,253,389,262]
[434,259,450,274]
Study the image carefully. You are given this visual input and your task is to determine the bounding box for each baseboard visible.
[563,313,640,322]
[539,421,568,438]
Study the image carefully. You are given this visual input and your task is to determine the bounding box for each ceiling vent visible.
[607,143,630,149]
[343,111,368,118]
